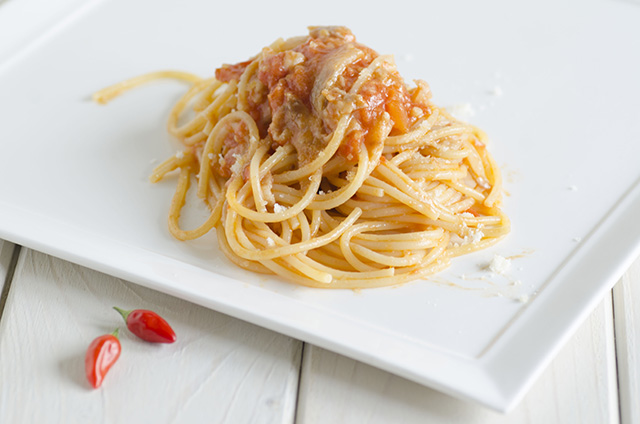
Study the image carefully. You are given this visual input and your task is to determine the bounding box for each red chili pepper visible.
[85,328,121,389]
[113,306,177,344]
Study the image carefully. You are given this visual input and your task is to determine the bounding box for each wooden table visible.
[0,238,638,423]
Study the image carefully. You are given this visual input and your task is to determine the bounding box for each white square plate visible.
[1,0,639,411]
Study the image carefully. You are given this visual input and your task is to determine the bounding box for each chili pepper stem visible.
[111,328,120,338]
[113,306,131,322]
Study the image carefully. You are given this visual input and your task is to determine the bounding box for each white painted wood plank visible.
[613,257,640,424]
[296,294,618,424]
[0,249,302,423]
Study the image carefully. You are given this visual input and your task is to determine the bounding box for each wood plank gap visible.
[0,245,21,324]
[611,287,624,424]
[612,259,640,424]
[292,342,306,424]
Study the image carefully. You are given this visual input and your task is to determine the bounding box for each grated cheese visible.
[463,228,484,245]
[273,203,287,213]
[230,153,243,175]
[488,254,511,275]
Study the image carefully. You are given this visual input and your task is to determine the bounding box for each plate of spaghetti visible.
[1,0,639,413]
[94,26,510,289]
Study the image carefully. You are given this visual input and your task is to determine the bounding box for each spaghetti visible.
[94,26,509,289]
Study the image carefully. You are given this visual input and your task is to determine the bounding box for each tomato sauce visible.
[215,59,253,83]
[214,27,430,164]
[216,121,250,177]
